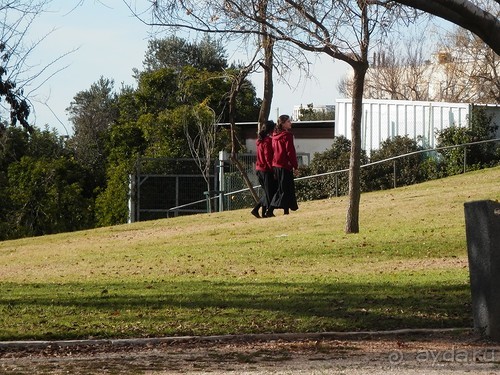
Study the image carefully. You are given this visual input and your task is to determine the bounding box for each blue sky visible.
[25,1,348,135]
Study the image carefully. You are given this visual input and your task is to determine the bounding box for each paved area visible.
[1,329,500,374]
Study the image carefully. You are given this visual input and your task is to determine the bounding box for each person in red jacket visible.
[267,114,298,216]
[251,120,277,218]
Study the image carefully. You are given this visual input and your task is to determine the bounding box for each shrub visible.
[296,136,368,200]
[364,136,428,191]
[436,107,500,176]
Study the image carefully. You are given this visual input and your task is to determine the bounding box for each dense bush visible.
[0,127,95,240]
[295,120,499,203]
[436,107,500,176]
[296,136,369,201]
[363,136,429,191]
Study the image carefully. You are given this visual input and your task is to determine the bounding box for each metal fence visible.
[129,158,216,222]
[223,138,500,206]
[129,139,499,220]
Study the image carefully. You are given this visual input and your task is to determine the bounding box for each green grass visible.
[0,167,499,340]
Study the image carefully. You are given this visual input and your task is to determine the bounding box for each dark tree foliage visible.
[298,103,335,121]
[94,35,259,226]
[142,35,228,73]
[0,126,95,240]
[66,77,119,189]
[8,155,94,238]
[0,43,32,133]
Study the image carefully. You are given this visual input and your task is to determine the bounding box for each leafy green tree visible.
[0,126,29,169]
[94,36,259,226]
[0,126,95,239]
[66,77,119,188]
[0,126,29,239]
[94,160,132,227]
[298,104,335,121]
[134,68,179,114]
[141,35,228,73]
[7,155,94,238]
[0,162,13,240]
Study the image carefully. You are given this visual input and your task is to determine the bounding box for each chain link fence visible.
[130,158,215,222]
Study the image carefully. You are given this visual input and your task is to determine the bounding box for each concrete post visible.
[464,200,500,340]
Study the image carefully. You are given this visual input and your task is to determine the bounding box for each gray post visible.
[128,174,134,223]
[218,150,228,212]
[464,200,500,340]
[128,173,137,223]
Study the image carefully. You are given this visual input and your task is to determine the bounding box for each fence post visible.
[128,174,135,223]
[463,146,467,174]
[218,150,228,212]
[393,160,397,189]
[335,173,339,197]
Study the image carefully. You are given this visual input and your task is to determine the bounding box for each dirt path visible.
[2,330,500,374]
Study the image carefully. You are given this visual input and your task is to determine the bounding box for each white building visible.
[335,98,500,153]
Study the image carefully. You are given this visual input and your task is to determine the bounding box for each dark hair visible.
[258,120,276,140]
[274,114,290,134]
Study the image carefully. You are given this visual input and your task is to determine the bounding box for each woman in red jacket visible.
[267,114,298,216]
[251,120,277,218]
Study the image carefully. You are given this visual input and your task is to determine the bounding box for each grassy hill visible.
[1,166,499,340]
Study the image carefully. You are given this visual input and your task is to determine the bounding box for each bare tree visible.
[126,0,415,233]
[339,20,499,104]
[385,0,500,55]
[439,26,499,103]
[184,104,220,210]
[0,1,48,131]
[0,0,77,133]
[226,60,261,204]
[256,0,274,129]
[339,34,433,100]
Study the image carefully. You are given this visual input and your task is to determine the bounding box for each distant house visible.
[218,120,335,163]
[292,104,335,121]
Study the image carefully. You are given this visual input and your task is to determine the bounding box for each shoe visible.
[251,207,261,218]
[266,208,275,217]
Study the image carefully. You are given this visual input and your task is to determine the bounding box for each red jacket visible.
[255,136,273,172]
[272,130,298,171]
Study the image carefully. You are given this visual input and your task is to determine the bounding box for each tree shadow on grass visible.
[0,280,471,340]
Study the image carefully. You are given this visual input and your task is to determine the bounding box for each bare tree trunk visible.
[228,70,260,203]
[258,33,274,126]
[345,64,368,234]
